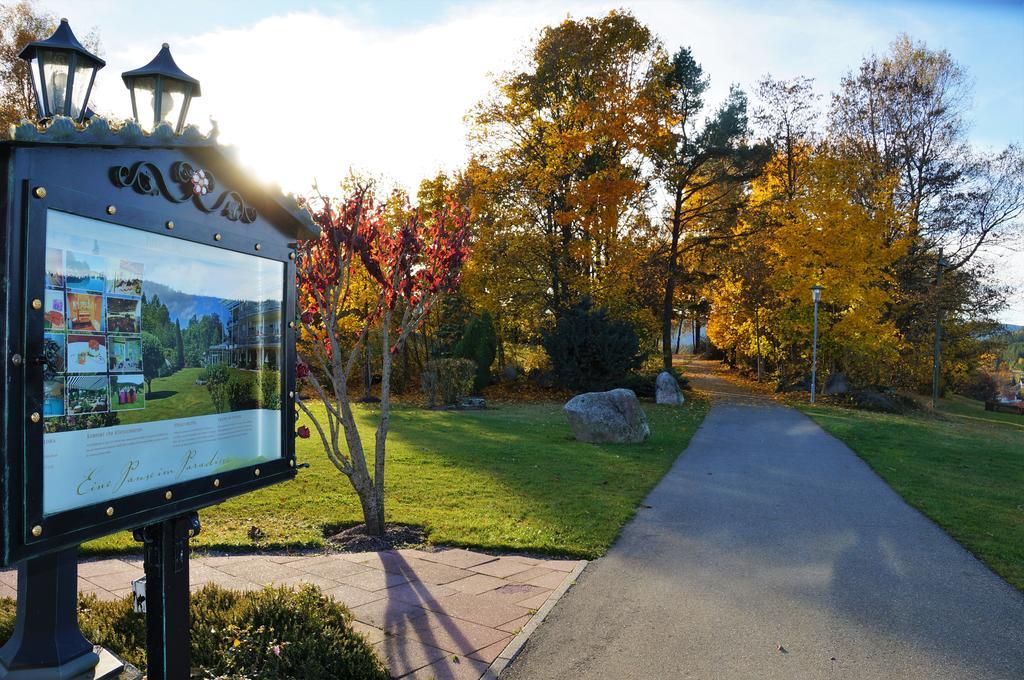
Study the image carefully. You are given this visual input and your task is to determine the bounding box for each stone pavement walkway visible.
[0,548,585,680]
[503,358,1024,680]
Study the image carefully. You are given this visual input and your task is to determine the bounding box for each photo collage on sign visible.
[44,248,146,417]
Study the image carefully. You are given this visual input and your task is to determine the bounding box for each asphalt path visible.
[503,359,1024,679]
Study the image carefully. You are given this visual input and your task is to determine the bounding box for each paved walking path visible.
[0,548,584,680]
[503,359,1024,680]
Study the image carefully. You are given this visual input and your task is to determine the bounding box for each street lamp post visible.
[810,285,823,404]
[932,250,950,409]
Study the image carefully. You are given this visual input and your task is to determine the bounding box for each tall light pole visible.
[932,250,950,409]
[810,285,824,404]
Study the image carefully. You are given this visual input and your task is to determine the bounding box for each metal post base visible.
[0,548,124,680]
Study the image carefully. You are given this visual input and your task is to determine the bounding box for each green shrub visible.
[2,585,387,680]
[541,298,644,391]
[455,311,498,392]
[257,370,282,410]
[421,358,476,407]
[204,363,231,413]
[227,376,259,411]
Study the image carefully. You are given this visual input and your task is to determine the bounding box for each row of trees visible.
[423,11,1022,393]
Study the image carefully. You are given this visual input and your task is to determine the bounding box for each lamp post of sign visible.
[810,285,823,404]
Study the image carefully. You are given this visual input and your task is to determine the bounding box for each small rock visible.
[778,645,787,653]
[655,371,685,405]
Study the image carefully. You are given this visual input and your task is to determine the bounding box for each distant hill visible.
[142,281,229,329]
[1002,324,1023,333]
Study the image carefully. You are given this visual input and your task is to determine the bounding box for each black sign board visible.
[0,129,314,567]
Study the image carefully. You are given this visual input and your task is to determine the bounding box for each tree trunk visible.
[674,315,684,354]
[357,484,385,537]
[661,187,684,371]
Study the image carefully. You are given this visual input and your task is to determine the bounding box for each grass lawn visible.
[801,396,1024,590]
[84,397,709,558]
[116,367,250,424]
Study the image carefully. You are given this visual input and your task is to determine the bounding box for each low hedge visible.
[0,585,387,680]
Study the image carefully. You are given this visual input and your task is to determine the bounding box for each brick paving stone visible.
[0,582,17,599]
[271,573,342,592]
[350,550,405,570]
[423,592,529,629]
[351,597,430,630]
[467,558,533,579]
[322,583,384,609]
[504,555,542,566]
[416,549,497,570]
[201,573,261,592]
[514,591,552,611]
[350,621,387,645]
[83,570,143,592]
[466,636,515,664]
[506,566,555,584]
[524,569,570,589]
[390,559,473,586]
[84,587,120,602]
[498,615,532,634]
[78,559,138,578]
[338,568,411,591]
[292,557,371,581]
[194,554,261,568]
[215,560,302,585]
[0,570,16,588]
[488,583,550,604]
[445,573,506,596]
[537,559,580,573]
[373,638,448,677]
[384,580,457,606]
[403,617,511,656]
[408,655,491,680]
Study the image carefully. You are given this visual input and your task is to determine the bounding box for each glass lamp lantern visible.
[18,18,105,122]
[811,285,824,304]
[121,43,201,133]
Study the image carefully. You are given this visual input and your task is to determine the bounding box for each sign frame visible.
[1,140,308,567]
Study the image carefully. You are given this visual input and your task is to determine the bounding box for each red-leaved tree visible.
[296,185,469,537]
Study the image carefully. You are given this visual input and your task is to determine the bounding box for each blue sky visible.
[45,0,1024,321]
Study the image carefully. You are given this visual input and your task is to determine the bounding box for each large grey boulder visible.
[655,371,685,405]
[564,388,650,444]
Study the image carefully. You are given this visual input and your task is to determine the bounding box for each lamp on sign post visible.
[18,18,105,123]
[810,285,824,404]
[932,251,951,409]
[121,43,201,133]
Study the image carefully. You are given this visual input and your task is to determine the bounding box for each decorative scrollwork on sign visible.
[110,160,257,224]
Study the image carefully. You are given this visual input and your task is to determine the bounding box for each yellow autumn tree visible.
[769,145,908,386]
